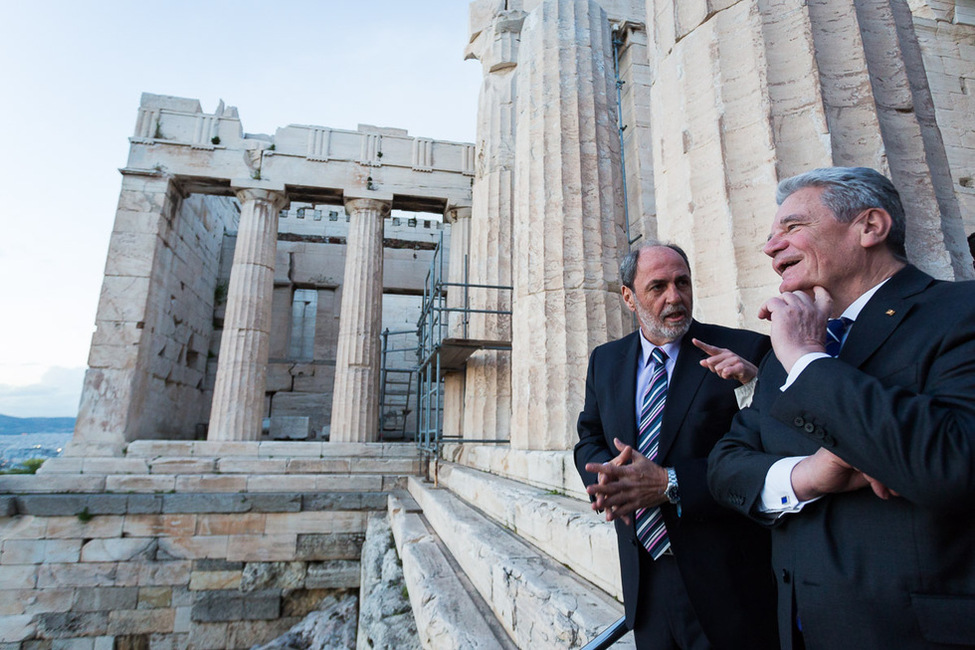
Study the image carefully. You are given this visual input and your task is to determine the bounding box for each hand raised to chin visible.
[758,286,833,372]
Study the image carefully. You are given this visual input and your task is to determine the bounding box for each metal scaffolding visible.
[408,231,512,460]
[378,328,417,441]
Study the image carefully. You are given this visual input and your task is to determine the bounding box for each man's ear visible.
[621,286,637,313]
[858,208,893,250]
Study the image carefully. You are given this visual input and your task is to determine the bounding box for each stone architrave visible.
[442,205,472,440]
[462,9,525,443]
[329,196,392,443]
[207,183,288,441]
[510,0,628,451]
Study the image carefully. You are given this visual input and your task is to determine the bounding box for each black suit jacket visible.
[708,266,975,649]
[575,320,777,649]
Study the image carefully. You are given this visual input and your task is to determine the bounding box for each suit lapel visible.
[657,323,708,462]
[840,266,933,368]
[612,331,641,449]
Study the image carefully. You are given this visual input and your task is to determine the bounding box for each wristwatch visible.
[664,467,680,504]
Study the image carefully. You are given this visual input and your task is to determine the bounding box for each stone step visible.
[120,440,420,459]
[407,476,633,649]
[37,455,420,476]
[435,462,622,601]
[388,492,518,650]
[3,491,389,517]
[0,473,410,495]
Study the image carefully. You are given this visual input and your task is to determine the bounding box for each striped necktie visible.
[825,317,853,357]
[635,347,670,559]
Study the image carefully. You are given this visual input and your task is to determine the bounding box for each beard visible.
[635,302,691,344]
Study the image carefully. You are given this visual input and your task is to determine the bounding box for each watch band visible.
[665,467,680,504]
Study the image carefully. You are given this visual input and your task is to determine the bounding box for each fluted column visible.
[208,184,288,441]
[463,9,525,442]
[510,0,628,450]
[329,196,391,442]
[443,205,472,440]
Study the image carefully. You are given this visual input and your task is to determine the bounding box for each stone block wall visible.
[0,493,375,649]
[74,178,238,452]
[139,194,238,441]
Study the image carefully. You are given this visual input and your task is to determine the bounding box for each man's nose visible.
[763,234,784,258]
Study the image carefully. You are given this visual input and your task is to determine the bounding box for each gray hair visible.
[776,167,907,260]
[620,242,690,290]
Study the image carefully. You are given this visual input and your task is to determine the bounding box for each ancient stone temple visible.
[1,1,973,648]
[69,94,472,453]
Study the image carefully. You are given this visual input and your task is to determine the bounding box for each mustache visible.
[661,306,688,319]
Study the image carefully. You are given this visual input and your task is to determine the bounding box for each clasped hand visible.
[792,448,899,501]
[585,438,669,524]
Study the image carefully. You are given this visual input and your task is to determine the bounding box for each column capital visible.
[231,181,288,211]
[445,204,473,223]
[344,196,392,218]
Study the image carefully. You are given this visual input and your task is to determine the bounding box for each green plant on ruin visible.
[154,122,163,139]
[214,281,229,305]
[0,458,45,474]
[211,136,221,145]
[76,507,93,523]
[251,169,262,180]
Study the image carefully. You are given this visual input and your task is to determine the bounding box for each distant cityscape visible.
[0,414,74,471]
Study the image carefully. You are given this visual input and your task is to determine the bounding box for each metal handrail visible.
[581,616,627,650]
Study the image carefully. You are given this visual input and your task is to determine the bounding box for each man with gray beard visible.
[576,243,777,649]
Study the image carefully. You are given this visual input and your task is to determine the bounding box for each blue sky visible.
[0,1,481,417]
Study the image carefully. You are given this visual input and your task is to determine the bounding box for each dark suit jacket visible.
[575,320,778,649]
[708,266,975,649]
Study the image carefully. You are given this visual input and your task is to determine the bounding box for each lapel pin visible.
[885,309,895,316]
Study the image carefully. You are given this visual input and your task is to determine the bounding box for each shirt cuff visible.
[779,352,830,391]
[734,378,757,409]
[758,456,821,516]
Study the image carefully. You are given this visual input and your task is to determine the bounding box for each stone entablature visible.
[128,93,474,211]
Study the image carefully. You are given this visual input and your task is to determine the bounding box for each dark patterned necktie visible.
[825,317,853,357]
[635,347,670,559]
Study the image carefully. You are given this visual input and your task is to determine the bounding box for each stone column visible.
[510,0,628,451]
[329,195,392,443]
[850,0,971,280]
[463,9,525,443]
[442,205,472,440]
[647,0,786,328]
[207,183,288,441]
[645,0,974,331]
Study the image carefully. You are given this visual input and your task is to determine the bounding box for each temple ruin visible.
[1,0,973,648]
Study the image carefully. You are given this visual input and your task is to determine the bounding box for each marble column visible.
[329,196,391,443]
[208,183,288,441]
[510,0,628,450]
[462,9,525,443]
[442,205,472,440]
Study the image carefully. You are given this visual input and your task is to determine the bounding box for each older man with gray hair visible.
[708,167,975,649]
